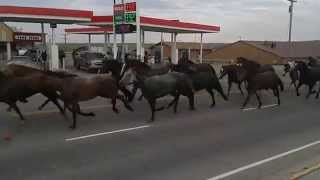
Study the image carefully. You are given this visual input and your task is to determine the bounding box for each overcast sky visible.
[3,0,320,43]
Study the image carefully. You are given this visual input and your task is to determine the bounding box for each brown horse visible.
[47,74,134,129]
[2,64,74,113]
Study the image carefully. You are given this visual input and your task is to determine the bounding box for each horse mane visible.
[126,60,151,69]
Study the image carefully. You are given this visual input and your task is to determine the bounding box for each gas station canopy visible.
[77,15,220,34]
[0,5,93,24]
[65,27,113,35]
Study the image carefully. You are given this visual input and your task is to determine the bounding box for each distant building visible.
[205,40,320,64]
[149,42,225,63]
[0,22,14,61]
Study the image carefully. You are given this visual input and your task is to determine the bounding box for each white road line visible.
[243,104,278,111]
[207,140,320,180]
[65,125,151,142]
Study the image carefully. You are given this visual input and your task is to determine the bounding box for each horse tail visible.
[208,65,228,101]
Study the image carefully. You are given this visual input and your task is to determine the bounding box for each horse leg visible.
[306,83,315,99]
[296,82,302,96]
[147,99,156,122]
[8,102,25,122]
[275,87,281,105]
[138,94,144,101]
[76,104,95,117]
[241,92,252,109]
[214,84,228,101]
[129,86,139,102]
[6,106,12,112]
[111,97,120,114]
[70,103,78,129]
[38,98,51,110]
[238,82,245,96]
[206,88,216,108]
[48,96,65,116]
[255,92,262,109]
[227,81,232,97]
[316,84,320,99]
[116,94,134,112]
[120,86,134,102]
[188,94,195,111]
[167,95,178,109]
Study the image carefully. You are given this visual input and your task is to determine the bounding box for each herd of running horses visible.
[0,57,318,129]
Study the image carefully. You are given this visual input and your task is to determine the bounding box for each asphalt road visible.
[1,75,320,180]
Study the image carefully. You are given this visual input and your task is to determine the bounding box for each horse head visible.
[283,64,291,77]
[236,57,260,76]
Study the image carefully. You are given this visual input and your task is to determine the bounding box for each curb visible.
[290,162,320,180]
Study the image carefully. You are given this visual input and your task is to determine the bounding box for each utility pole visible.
[288,0,297,43]
[288,0,297,60]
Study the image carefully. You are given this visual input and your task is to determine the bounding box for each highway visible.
[1,80,320,180]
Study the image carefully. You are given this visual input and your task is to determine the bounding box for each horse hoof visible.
[146,119,154,123]
[190,107,195,111]
[89,113,96,117]
[113,109,120,114]
[69,125,76,130]
[210,104,216,108]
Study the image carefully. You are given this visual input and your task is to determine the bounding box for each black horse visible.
[171,62,228,107]
[219,64,247,96]
[295,61,320,99]
[120,68,195,122]
[102,59,134,101]
[283,63,299,89]
[120,60,171,101]
[237,57,275,73]
[237,57,284,109]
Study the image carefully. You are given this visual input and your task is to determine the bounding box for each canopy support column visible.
[121,33,125,62]
[6,42,11,61]
[171,33,178,64]
[200,33,203,63]
[188,48,191,60]
[104,31,108,55]
[141,30,145,62]
[41,23,46,51]
[160,32,164,63]
[136,1,141,61]
[113,30,117,60]
[88,34,91,51]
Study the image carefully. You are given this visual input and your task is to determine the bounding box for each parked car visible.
[74,51,105,72]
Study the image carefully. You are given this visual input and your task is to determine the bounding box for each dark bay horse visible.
[0,64,75,115]
[295,61,320,99]
[237,57,284,108]
[171,63,228,107]
[219,64,247,96]
[102,60,133,101]
[0,69,78,121]
[48,74,134,129]
[283,63,299,89]
[120,60,171,101]
[120,68,195,122]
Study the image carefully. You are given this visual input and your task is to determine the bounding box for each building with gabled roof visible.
[205,40,320,64]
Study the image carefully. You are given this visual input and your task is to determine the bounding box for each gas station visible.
[0,2,220,69]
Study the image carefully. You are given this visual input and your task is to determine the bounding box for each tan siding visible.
[205,42,286,64]
[0,23,13,42]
